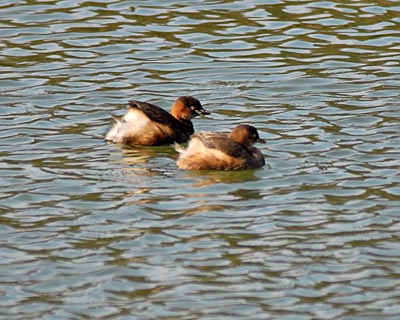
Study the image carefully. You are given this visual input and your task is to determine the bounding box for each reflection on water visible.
[1,0,400,319]
[183,168,262,186]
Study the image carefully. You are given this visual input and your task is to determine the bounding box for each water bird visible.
[106,96,209,146]
[176,124,265,170]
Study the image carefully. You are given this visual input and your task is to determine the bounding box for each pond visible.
[1,0,400,319]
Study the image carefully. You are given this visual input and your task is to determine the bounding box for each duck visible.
[176,124,265,170]
[105,96,209,146]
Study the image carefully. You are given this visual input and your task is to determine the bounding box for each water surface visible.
[1,1,400,319]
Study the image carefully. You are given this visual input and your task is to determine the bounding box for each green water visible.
[1,1,400,319]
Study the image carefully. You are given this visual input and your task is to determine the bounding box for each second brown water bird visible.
[176,124,265,171]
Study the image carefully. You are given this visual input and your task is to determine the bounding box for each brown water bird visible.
[176,124,265,170]
[106,96,209,146]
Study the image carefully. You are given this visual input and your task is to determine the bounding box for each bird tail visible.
[109,112,122,123]
[173,143,186,153]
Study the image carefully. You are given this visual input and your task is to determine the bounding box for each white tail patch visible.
[174,143,186,153]
[105,108,150,143]
[110,112,122,124]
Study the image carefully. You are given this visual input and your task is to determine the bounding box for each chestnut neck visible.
[171,100,192,120]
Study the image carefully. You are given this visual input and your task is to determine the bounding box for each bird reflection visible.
[109,144,177,177]
[181,168,262,187]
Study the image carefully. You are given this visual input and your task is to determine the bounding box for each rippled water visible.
[1,0,400,319]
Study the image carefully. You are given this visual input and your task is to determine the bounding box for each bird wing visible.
[194,132,248,159]
[129,100,177,125]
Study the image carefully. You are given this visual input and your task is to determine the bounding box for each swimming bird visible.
[106,96,209,146]
[176,124,265,170]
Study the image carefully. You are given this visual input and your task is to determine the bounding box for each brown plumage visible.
[105,96,209,146]
[176,125,265,170]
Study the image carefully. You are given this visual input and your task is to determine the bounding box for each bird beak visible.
[195,108,210,116]
[257,137,266,143]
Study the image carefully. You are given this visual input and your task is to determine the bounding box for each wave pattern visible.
[1,0,400,319]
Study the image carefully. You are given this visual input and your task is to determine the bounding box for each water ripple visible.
[1,0,400,319]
